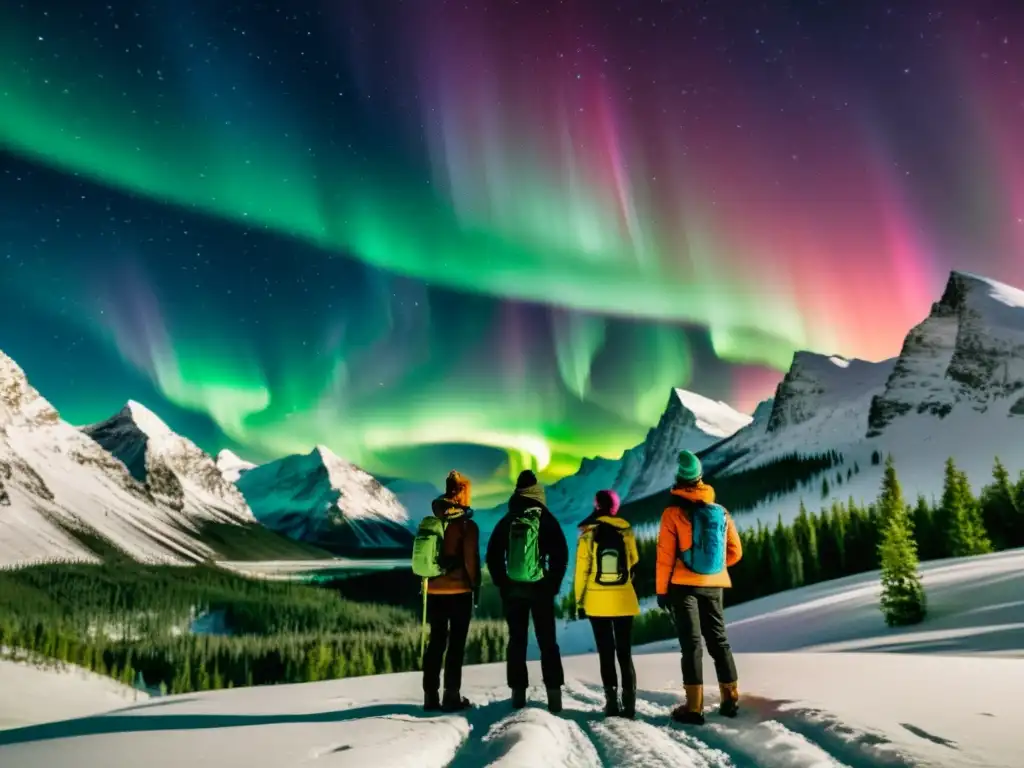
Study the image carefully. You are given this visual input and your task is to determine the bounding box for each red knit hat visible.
[594,489,620,516]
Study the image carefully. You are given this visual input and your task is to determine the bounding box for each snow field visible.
[1,652,1019,767]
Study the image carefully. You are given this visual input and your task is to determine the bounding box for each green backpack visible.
[411,516,448,578]
[506,507,545,583]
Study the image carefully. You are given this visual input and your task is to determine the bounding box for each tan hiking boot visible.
[719,681,739,718]
[671,684,705,725]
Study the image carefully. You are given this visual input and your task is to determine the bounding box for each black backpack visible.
[593,522,629,586]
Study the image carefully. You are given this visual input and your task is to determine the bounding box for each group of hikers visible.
[412,449,742,725]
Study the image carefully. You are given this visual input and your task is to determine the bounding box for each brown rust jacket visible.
[426,496,481,596]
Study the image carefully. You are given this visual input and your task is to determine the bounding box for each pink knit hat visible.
[594,489,620,516]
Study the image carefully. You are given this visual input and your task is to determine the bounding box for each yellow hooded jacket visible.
[573,515,641,618]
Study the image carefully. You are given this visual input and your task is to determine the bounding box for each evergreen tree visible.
[980,457,1019,550]
[876,457,927,626]
[938,458,977,557]
[937,459,992,557]
[912,495,940,561]
[961,470,992,555]
[871,450,881,466]
[821,477,830,498]
[792,502,820,584]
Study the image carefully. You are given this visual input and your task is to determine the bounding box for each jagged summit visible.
[120,400,175,439]
[867,270,1024,435]
[84,401,252,523]
[767,351,896,433]
[215,449,257,483]
[672,388,753,438]
[492,387,754,528]
[0,349,58,427]
[235,445,412,554]
[0,348,227,565]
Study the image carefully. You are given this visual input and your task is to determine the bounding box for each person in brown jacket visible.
[656,450,743,725]
[423,470,481,712]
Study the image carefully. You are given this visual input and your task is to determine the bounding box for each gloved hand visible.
[576,607,587,620]
[657,593,671,611]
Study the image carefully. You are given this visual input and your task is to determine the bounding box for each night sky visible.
[2,1,1023,503]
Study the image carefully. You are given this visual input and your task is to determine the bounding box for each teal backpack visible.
[507,507,545,582]
[412,516,449,578]
[678,502,729,575]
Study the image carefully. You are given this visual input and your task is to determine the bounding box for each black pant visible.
[422,592,473,693]
[505,594,564,689]
[669,585,737,686]
[589,616,635,692]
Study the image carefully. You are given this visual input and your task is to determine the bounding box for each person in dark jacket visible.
[423,471,481,712]
[486,469,569,713]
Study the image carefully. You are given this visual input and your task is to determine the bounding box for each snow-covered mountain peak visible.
[672,388,753,437]
[950,270,1024,312]
[0,350,59,427]
[767,351,896,433]
[312,443,348,467]
[235,446,412,554]
[84,403,252,523]
[867,270,1024,436]
[215,449,256,483]
[621,388,751,502]
[120,400,175,441]
[0,349,28,394]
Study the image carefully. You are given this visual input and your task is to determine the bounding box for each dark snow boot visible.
[719,682,739,718]
[441,690,472,712]
[603,687,620,717]
[546,686,563,714]
[671,684,705,726]
[424,690,441,712]
[511,687,527,709]
[620,686,636,720]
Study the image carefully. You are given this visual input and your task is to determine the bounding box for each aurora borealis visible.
[2,2,1023,504]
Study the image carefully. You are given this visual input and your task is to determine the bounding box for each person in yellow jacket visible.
[656,450,743,726]
[573,489,640,718]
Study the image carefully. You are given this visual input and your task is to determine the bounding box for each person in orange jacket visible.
[422,471,480,712]
[655,450,742,725]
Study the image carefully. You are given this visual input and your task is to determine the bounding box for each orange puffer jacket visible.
[655,482,743,594]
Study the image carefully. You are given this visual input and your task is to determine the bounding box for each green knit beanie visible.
[676,450,703,484]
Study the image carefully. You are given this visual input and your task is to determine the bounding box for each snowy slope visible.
[236,446,414,555]
[4,551,1024,766]
[703,352,895,477]
[553,547,1024,660]
[83,402,253,525]
[0,349,214,566]
[215,449,256,484]
[9,654,1021,767]
[0,657,148,731]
